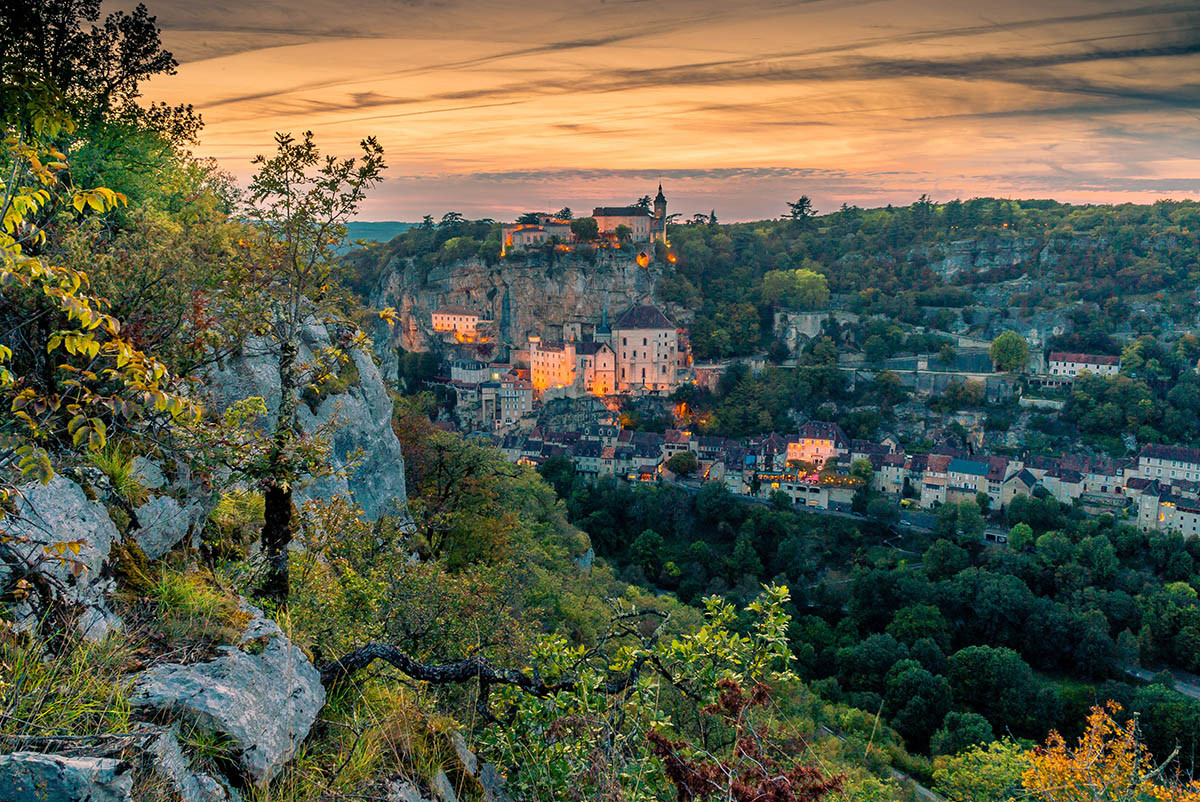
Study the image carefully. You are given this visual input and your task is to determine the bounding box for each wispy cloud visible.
[143,0,1200,219]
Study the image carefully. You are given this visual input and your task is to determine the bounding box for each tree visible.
[787,195,815,222]
[867,497,900,525]
[1,117,196,618]
[634,195,651,211]
[1,0,197,141]
[569,216,598,241]
[936,500,985,547]
[614,224,632,245]
[990,331,1030,373]
[933,738,1027,802]
[932,712,995,756]
[761,266,830,309]
[849,458,874,484]
[886,661,952,751]
[888,603,950,650]
[665,450,699,477]
[1023,702,1200,802]
[1008,522,1035,552]
[516,211,541,224]
[554,206,572,219]
[947,646,1042,734]
[924,539,968,580]
[243,130,386,604]
[537,454,575,498]
[631,528,665,577]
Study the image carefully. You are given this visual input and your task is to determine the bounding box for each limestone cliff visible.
[371,251,665,353]
[203,319,408,522]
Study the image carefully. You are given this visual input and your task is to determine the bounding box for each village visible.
[418,292,1200,540]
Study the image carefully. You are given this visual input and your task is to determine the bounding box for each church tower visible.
[653,184,667,244]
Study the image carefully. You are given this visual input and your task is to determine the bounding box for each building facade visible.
[1047,351,1120,378]
[432,306,480,335]
[785,421,850,467]
[612,305,678,392]
[528,337,576,393]
[575,341,616,395]
[1137,444,1200,483]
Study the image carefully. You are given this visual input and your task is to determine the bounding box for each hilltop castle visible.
[502,185,668,255]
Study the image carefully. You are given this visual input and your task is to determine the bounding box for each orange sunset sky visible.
[140,0,1200,222]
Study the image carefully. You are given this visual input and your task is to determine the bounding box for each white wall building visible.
[612,305,678,392]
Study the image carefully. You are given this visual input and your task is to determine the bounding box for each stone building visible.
[431,306,480,336]
[592,185,668,245]
[612,304,678,392]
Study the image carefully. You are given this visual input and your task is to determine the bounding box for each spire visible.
[654,184,666,204]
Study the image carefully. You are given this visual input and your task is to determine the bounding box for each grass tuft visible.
[141,567,251,654]
[89,443,149,507]
[0,623,135,748]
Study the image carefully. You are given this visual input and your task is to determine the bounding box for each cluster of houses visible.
[431,302,687,429]
[493,415,1200,538]
[528,304,682,395]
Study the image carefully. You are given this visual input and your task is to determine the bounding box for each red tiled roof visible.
[1140,443,1200,465]
[1048,351,1119,366]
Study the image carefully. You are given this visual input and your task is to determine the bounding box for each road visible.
[1122,665,1200,702]
[818,725,946,802]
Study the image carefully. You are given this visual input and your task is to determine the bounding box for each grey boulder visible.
[0,475,121,641]
[129,603,325,787]
[0,752,133,802]
[131,494,204,560]
[140,724,241,802]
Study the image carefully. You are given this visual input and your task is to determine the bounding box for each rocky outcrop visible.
[372,252,663,354]
[129,603,325,787]
[382,733,512,802]
[140,724,241,802]
[0,475,122,641]
[924,237,1038,277]
[0,752,133,802]
[131,495,206,561]
[203,319,408,521]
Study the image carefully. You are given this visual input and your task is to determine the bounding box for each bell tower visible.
[653,184,667,243]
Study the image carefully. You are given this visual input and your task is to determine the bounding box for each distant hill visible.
[341,221,416,252]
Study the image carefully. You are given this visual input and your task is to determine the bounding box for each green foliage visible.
[989,331,1029,372]
[932,738,1028,802]
[0,625,134,747]
[143,566,252,651]
[569,216,598,241]
[89,442,148,506]
[477,586,811,801]
[931,712,994,756]
[761,264,830,309]
[664,449,699,476]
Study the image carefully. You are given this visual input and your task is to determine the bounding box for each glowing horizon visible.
[142,0,1200,222]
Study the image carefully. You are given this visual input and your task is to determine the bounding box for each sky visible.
[140,0,1200,222]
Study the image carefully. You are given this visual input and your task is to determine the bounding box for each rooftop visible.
[1141,443,1200,466]
[433,305,477,316]
[613,304,674,330]
[1048,351,1119,366]
[593,206,652,217]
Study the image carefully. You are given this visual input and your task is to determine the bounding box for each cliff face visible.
[203,318,408,522]
[372,252,664,352]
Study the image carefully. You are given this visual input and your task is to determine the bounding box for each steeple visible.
[652,185,668,244]
[596,292,612,346]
